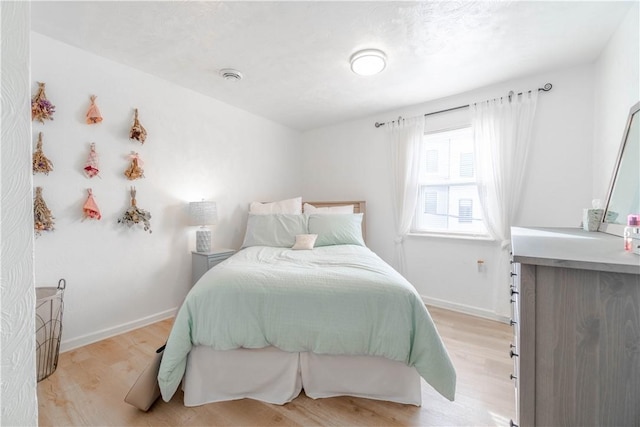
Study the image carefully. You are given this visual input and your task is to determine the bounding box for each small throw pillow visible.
[291,234,317,250]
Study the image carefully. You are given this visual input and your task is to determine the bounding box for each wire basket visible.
[35,279,66,382]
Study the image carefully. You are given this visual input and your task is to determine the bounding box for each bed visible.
[158,200,456,407]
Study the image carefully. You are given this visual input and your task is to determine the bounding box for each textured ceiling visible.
[31,1,632,131]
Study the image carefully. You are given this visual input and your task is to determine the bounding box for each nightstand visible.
[191,248,236,286]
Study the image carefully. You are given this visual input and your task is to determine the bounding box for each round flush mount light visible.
[219,68,243,81]
[350,49,387,76]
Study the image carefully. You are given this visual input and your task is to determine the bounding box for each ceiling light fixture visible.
[350,49,387,76]
[219,68,243,81]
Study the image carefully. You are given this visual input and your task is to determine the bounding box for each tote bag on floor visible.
[124,344,165,411]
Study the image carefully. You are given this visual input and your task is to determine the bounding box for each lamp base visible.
[195,229,212,253]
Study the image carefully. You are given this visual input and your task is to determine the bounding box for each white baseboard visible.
[421,295,510,324]
[60,307,177,353]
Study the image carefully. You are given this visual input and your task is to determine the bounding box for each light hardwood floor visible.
[38,306,515,426]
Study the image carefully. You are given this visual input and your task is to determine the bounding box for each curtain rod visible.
[374,83,553,128]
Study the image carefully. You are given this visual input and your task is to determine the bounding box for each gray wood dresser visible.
[510,227,640,427]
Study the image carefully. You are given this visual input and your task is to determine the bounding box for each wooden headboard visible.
[303,201,367,242]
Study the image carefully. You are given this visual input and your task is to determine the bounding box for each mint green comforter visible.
[158,245,456,401]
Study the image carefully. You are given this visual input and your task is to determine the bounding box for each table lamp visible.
[189,200,218,252]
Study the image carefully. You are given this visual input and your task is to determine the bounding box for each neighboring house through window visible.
[412,126,488,236]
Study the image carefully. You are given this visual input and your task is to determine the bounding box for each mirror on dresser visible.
[599,101,640,236]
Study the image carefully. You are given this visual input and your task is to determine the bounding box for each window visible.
[425,150,439,173]
[424,191,437,214]
[458,199,473,223]
[412,126,488,236]
[459,152,474,177]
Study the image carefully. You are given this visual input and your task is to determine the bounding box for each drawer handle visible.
[510,298,516,304]
[510,288,519,296]
[510,420,519,427]
[510,373,518,380]
[510,350,519,358]
[510,319,518,326]
[510,272,518,277]
[510,343,516,349]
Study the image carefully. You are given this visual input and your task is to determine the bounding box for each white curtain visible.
[387,117,424,275]
[472,91,538,315]
[471,91,538,247]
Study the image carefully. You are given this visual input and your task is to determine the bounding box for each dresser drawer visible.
[510,258,521,426]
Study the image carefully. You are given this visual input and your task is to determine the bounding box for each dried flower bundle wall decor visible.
[118,187,152,233]
[124,151,145,180]
[31,82,56,123]
[33,132,54,175]
[129,108,147,144]
[84,143,100,178]
[82,189,101,220]
[34,187,55,235]
[86,95,103,124]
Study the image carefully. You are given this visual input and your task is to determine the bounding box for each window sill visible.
[407,232,495,242]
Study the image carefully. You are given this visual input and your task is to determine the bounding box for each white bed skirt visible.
[183,346,422,407]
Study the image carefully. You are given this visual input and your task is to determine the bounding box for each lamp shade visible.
[189,201,218,226]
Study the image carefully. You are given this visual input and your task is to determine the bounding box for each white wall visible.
[31,33,302,351]
[1,2,39,425]
[593,2,640,201]
[302,64,595,320]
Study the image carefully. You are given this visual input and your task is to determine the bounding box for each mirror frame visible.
[599,101,640,236]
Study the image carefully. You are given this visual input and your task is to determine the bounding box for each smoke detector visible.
[219,69,243,81]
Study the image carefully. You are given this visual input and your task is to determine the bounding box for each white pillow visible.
[291,234,317,250]
[303,203,354,214]
[250,197,302,215]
